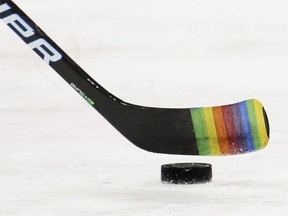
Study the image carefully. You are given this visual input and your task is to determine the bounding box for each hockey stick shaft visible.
[0,0,119,108]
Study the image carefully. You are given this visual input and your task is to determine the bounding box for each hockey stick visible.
[0,0,269,155]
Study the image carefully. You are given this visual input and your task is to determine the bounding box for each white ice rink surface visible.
[0,0,287,215]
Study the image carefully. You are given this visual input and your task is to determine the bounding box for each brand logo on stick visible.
[0,3,62,64]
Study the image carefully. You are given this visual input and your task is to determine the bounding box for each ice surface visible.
[0,0,287,215]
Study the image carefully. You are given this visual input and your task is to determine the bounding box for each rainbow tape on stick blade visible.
[190,99,269,155]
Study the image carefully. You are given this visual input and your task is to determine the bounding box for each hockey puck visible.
[161,163,212,184]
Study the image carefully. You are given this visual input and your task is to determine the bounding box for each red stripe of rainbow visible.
[190,99,269,155]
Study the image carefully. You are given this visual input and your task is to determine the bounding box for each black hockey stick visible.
[0,0,269,155]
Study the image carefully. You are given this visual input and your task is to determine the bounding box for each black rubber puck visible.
[161,163,212,184]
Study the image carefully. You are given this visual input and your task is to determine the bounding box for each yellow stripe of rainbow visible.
[203,107,221,155]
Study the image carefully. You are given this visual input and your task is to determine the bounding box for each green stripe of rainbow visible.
[190,99,269,155]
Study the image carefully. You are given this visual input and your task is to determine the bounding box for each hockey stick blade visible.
[0,0,269,155]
